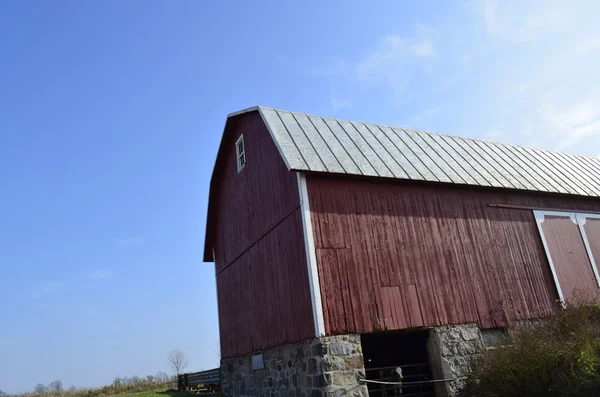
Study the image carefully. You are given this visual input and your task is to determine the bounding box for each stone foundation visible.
[221,335,368,397]
[427,324,485,397]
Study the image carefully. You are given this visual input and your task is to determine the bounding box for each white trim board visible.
[297,172,326,337]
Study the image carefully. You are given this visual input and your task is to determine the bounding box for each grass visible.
[111,389,186,397]
[111,388,222,397]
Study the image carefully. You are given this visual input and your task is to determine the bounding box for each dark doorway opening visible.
[361,330,435,397]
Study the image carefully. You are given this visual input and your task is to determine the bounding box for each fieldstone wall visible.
[221,334,368,397]
[427,324,484,397]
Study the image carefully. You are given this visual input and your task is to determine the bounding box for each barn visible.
[203,106,600,397]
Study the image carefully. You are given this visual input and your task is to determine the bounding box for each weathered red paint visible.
[540,215,597,303]
[211,112,314,358]
[306,174,600,334]
[207,111,600,356]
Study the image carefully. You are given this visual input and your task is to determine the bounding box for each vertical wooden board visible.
[438,200,478,324]
[335,248,356,332]
[330,249,349,332]
[285,210,316,341]
[390,286,408,329]
[317,248,339,334]
[406,284,424,327]
[473,211,513,327]
[454,214,495,328]
[496,213,530,320]
[338,247,367,333]
[344,208,374,333]
[380,287,394,330]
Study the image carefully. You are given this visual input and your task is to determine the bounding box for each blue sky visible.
[1,0,600,393]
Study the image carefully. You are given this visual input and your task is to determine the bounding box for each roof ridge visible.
[245,106,599,161]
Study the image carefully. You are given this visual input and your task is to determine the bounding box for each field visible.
[112,390,183,397]
[111,389,221,397]
[112,390,181,397]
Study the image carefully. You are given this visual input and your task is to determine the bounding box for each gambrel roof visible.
[245,106,600,197]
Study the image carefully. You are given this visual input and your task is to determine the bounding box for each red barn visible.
[204,106,600,397]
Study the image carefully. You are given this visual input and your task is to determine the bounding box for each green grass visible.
[111,388,222,397]
[112,388,187,397]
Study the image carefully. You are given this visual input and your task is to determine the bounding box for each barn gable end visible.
[206,110,314,358]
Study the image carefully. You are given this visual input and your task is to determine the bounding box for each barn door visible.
[578,214,600,276]
[534,211,600,303]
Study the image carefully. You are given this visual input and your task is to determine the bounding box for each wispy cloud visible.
[320,27,441,106]
[114,237,143,247]
[85,269,115,281]
[479,0,570,42]
[330,96,352,112]
[540,96,600,149]
[310,0,600,156]
[411,38,435,58]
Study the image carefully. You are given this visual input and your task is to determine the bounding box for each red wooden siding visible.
[213,112,314,358]
[307,175,600,334]
[539,215,597,302]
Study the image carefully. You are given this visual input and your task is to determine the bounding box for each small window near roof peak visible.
[236,134,246,172]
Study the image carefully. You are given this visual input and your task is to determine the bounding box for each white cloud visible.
[85,269,114,281]
[412,38,435,58]
[114,237,142,246]
[479,0,570,42]
[481,0,499,37]
[311,0,600,157]
[330,96,352,112]
[356,35,406,83]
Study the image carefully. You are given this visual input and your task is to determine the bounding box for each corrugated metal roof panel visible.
[255,107,600,197]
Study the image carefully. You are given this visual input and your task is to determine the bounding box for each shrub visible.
[463,300,600,397]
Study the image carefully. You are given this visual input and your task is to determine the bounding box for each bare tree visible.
[68,386,77,393]
[48,381,63,393]
[154,371,169,383]
[146,375,154,384]
[167,350,188,375]
[0,389,7,397]
[34,384,46,395]
[130,376,142,385]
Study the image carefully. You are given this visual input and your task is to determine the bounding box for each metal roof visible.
[251,106,600,197]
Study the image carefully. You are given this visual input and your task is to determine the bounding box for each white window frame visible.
[235,134,246,172]
[534,210,600,303]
